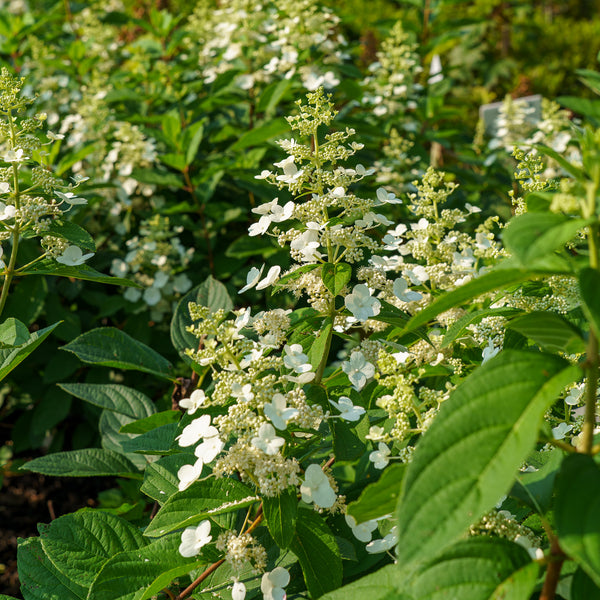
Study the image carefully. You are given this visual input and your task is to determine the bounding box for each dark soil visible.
[0,470,110,598]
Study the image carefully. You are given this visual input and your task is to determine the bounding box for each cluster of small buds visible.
[215,531,267,575]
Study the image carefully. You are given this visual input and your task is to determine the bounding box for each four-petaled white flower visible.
[231,382,254,402]
[256,265,281,290]
[261,567,290,600]
[239,265,264,293]
[194,435,225,463]
[251,423,285,455]
[56,191,87,205]
[0,202,16,221]
[274,155,303,184]
[345,514,378,543]
[300,464,336,508]
[552,422,573,440]
[3,148,28,163]
[232,578,246,600]
[369,442,391,469]
[290,223,322,262]
[329,396,366,422]
[178,520,212,558]
[264,393,298,430]
[56,245,94,266]
[177,414,218,447]
[251,197,295,230]
[342,351,375,391]
[283,343,312,374]
[345,284,381,322]
[366,526,398,554]
[179,389,207,415]
[0,182,10,194]
[376,187,402,205]
[393,277,422,302]
[177,457,204,491]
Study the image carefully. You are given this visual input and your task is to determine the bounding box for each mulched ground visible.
[0,471,110,598]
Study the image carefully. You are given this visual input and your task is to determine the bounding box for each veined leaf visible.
[119,410,180,434]
[322,263,352,297]
[263,489,298,548]
[320,564,412,600]
[396,350,579,565]
[19,260,139,287]
[144,478,258,537]
[0,317,30,347]
[46,220,95,253]
[140,453,195,505]
[62,328,172,379]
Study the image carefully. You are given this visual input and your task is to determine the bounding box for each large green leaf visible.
[0,321,61,381]
[0,317,30,346]
[320,564,412,600]
[507,311,585,353]
[119,410,180,434]
[21,448,141,478]
[347,464,406,523]
[19,260,138,286]
[396,350,578,565]
[229,117,289,151]
[58,383,155,419]
[263,489,298,548]
[144,478,258,537]
[87,533,214,600]
[572,567,600,599]
[502,212,588,266]
[121,422,178,455]
[46,220,95,253]
[18,537,86,600]
[556,454,600,586]
[62,328,172,379]
[39,510,145,588]
[140,453,195,504]
[410,538,538,600]
[579,267,600,340]
[322,263,352,297]
[170,276,233,360]
[289,507,342,598]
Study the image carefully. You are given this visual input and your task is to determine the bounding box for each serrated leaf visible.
[21,448,141,478]
[322,263,352,297]
[508,311,585,353]
[58,383,155,419]
[170,276,233,362]
[144,478,258,537]
[396,350,579,565]
[88,533,212,600]
[556,454,600,586]
[17,537,87,600]
[119,410,180,434]
[141,453,195,504]
[320,564,412,600]
[502,212,588,265]
[410,538,538,600]
[579,267,600,340]
[263,489,298,548]
[19,260,139,286]
[348,464,406,523]
[39,509,145,588]
[99,410,147,470]
[0,321,61,382]
[289,507,342,598]
[46,220,95,253]
[62,328,172,379]
[0,317,30,347]
[121,422,177,454]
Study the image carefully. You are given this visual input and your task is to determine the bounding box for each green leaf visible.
[19,259,139,287]
[396,350,579,565]
[322,263,352,297]
[256,79,292,115]
[401,268,555,336]
[183,120,204,166]
[141,453,195,504]
[289,507,342,598]
[532,143,586,179]
[332,416,367,462]
[308,317,333,371]
[321,564,412,600]
[347,464,406,523]
[0,321,61,381]
[170,276,233,361]
[120,422,178,454]
[55,143,99,176]
[502,212,588,265]
[21,448,141,478]
[39,509,145,588]
[62,328,172,379]
[46,220,95,253]
[130,167,182,188]
[410,538,538,600]
[0,595,21,599]
[229,117,289,151]
[58,383,155,419]
[579,267,600,340]
[119,410,180,434]
[507,311,586,353]
[572,567,600,599]
[0,317,30,347]
[263,489,298,548]
[18,537,86,600]
[225,234,278,259]
[556,454,600,586]
[144,478,258,537]
[88,533,211,600]
[441,307,522,348]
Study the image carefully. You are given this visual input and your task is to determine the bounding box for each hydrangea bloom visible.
[366,526,398,554]
[263,393,298,430]
[300,464,336,508]
[56,245,95,266]
[251,423,285,455]
[342,351,375,391]
[345,514,378,543]
[261,567,290,600]
[393,277,422,302]
[179,389,207,415]
[178,520,212,558]
[177,458,204,491]
[177,414,218,447]
[283,344,312,374]
[329,396,366,422]
[369,442,391,469]
[345,284,381,322]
